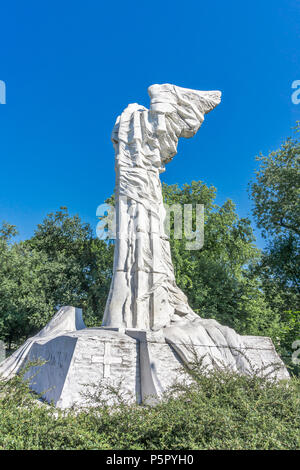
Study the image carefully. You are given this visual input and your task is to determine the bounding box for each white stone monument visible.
[0,84,289,408]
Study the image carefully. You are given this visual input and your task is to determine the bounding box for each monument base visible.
[0,307,290,409]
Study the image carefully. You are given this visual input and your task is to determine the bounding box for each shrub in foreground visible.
[0,367,299,450]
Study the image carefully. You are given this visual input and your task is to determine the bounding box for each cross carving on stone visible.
[92,342,122,377]
[102,342,122,378]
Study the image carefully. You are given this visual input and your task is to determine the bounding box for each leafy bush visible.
[0,366,299,450]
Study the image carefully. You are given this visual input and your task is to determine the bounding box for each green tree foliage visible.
[250,124,300,238]
[24,207,114,327]
[162,181,280,339]
[249,124,300,371]
[0,209,113,347]
[0,225,51,348]
[249,124,300,301]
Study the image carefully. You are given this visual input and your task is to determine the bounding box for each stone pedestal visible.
[0,307,289,409]
[24,329,140,408]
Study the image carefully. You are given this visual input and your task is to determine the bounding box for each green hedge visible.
[0,366,299,450]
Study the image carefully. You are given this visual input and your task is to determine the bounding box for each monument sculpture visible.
[0,84,289,408]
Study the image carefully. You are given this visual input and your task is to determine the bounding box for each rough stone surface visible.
[0,307,289,408]
[0,306,85,380]
[25,329,140,408]
[103,84,221,331]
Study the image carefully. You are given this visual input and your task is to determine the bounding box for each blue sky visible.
[0,0,299,248]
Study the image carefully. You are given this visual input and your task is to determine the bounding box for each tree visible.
[0,209,114,348]
[162,181,280,339]
[249,124,300,300]
[249,124,300,372]
[25,207,114,327]
[0,225,51,348]
[250,123,300,239]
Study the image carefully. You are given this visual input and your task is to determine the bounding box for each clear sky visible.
[0,0,299,247]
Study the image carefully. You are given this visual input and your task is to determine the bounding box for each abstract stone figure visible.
[0,84,289,409]
[101,83,288,376]
[102,84,221,331]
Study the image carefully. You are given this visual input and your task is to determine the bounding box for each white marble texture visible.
[103,84,221,331]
